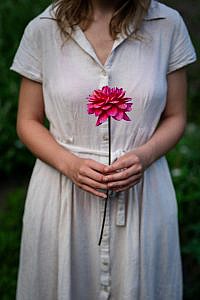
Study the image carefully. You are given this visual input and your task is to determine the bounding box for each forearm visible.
[17,119,76,173]
[133,114,186,169]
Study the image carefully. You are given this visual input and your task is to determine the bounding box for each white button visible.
[103,133,109,141]
[100,289,110,300]
[101,69,107,76]
[100,273,110,286]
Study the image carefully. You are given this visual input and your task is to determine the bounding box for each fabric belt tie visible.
[55,137,126,226]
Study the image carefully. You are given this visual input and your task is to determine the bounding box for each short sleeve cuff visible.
[167,12,197,75]
[9,20,42,83]
[10,61,42,83]
[167,54,197,74]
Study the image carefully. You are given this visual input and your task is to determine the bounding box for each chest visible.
[80,22,115,66]
[45,23,169,112]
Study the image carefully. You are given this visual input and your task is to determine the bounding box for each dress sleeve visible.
[167,12,197,74]
[10,20,42,83]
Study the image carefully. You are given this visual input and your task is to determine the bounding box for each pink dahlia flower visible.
[87,86,133,126]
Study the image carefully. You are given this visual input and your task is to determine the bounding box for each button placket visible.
[103,132,109,141]
[116,192,126,226]
[99,70,109,89]
[99,198,111,299]
[98,65,112,300]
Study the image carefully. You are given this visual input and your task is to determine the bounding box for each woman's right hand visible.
[63,154,108,198]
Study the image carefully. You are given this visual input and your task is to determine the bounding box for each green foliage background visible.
[0,0,199,299]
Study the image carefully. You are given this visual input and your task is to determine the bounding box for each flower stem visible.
[108,117,111,165]
[98,117,111,246]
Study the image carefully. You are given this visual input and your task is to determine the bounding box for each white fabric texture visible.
[10,1,196,299]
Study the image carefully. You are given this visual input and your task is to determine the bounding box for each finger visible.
[104,164,142,182]
[108,174,141,189]
[87,159,108,174]
[115,179,141,192]
[104,159,129,173]
[104,156,140,173]
[80,184,107,198]
[79,166,105,183]
[78,175,108,190]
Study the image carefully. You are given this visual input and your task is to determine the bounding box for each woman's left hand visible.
[103,150,148,192]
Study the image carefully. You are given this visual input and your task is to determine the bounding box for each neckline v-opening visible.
[73,25,128,68]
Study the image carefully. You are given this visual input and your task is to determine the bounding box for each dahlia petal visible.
[126,103,133,111]
[101,104,112,110]
[95,109,102,116]
[93,103,103,108]
[96,112,109,126]
[123,113,131,121]
[125,97,132,101]
[111,100,120,104]
[94,90,101,97]
[118,91,126,99]
[87,106,95,114]
[113,111,124,121]
[89,96,100,101]
[107,106,118,116]
[118,103,127,109]
[102,86,110,95]
[87,103,93,109]
[88,110,94,114]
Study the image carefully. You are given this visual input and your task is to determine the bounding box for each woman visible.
[10,0,196,299]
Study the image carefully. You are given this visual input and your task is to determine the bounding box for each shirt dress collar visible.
[144,0,167,20]
[40,0,167,68]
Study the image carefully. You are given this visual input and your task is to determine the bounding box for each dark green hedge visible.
[0,0,50,176]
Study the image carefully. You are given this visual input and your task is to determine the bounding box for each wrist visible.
[56,147,78,176]
[132,143,155,170]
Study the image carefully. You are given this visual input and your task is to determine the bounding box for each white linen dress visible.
[10,1,196,299]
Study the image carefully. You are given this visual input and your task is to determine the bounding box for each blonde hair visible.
[52,0,151,41]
